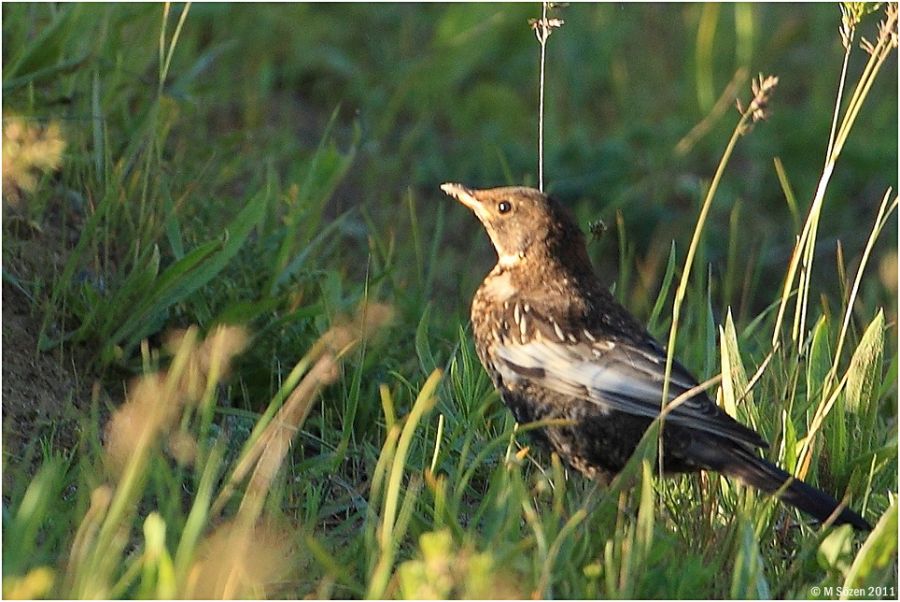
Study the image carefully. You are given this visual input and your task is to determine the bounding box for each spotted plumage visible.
[442,182,869,530]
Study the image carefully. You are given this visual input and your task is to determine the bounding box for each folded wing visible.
[495,337,767,449]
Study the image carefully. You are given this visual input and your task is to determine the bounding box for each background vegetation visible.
[3,2,897,599]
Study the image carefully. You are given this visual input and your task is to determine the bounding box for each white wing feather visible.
[495,338,765,447]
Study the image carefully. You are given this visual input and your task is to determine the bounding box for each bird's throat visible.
[480,267,519,302]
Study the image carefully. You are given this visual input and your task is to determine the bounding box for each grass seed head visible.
[185,520,295,599]
[104,375,179,477]
[1,114,65,206]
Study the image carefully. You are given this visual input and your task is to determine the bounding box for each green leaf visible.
[106,240,217,349]
[704,277,716,377]
[415,303,436,374]
[108,189,268,354]
[648,242,677,334]
[806,315,832,410]
[270,212,350,295]
[636,460,656,558]
[781,407,798,473]
[164,208,185,260]
[4,5,81,82]
[842,500,898,590]
[3,52,92,93]
[844,309,884,414]
[270,108,357,295]
[720,309,751,418]
[817,525,854,575]
[730,520,770,599]
[7,461,66,576]
[100,244,162,331]
[826,385,849,486]
[39,184,122,350]
[214,296,283,325]
[834,310,884,483]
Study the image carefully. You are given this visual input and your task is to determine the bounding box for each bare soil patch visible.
[2,210,93,483]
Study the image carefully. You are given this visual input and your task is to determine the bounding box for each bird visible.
[440,182,871,531]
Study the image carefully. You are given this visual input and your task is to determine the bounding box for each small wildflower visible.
[747,74,779,122]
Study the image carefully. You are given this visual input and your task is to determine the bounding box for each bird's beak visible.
[440,182,481,213]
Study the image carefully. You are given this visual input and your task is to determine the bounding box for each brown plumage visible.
[442,182,870,531]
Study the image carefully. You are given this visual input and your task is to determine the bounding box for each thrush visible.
[441,183,870,531]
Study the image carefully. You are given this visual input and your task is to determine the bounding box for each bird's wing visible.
[494,337,767,448]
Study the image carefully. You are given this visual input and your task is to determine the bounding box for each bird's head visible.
[441,183,590,270]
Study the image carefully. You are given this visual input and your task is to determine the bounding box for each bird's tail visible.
[694,442,871,531]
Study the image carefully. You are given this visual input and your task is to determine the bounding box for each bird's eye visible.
[497,200,512,214]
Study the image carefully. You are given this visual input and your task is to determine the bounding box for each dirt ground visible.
[2,211,94,484]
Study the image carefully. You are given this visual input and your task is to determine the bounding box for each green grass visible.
[2,3,897,599]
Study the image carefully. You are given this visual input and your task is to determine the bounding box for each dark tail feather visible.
[697,443,871,531]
